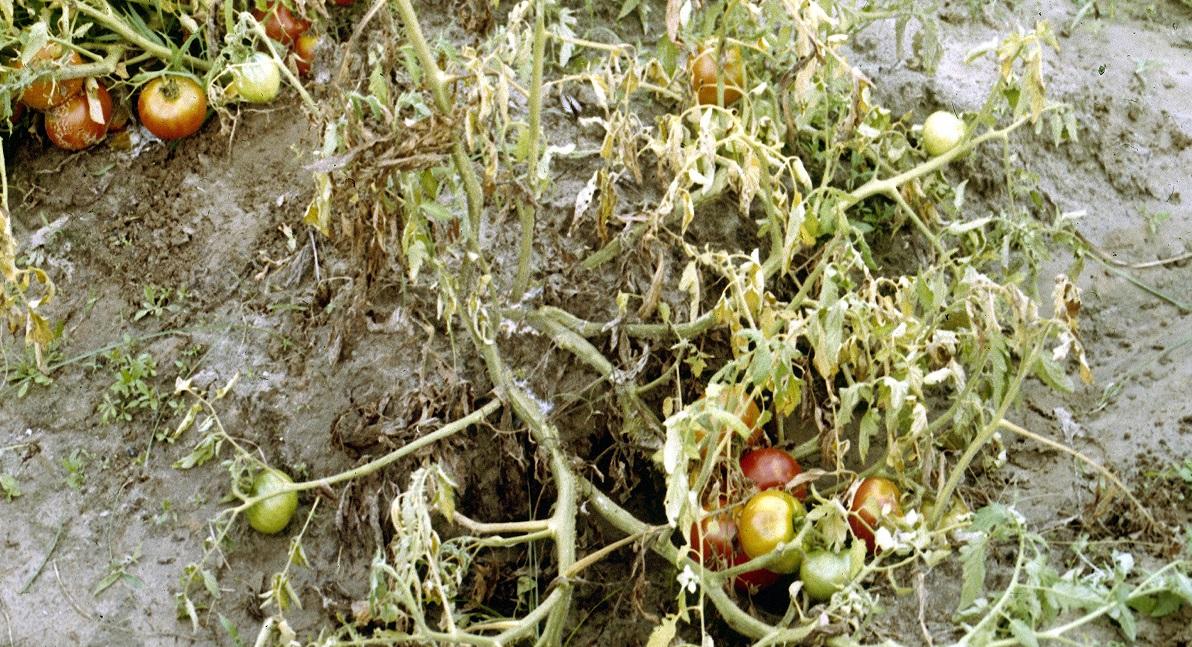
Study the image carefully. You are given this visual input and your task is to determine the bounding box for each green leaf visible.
[0,474,20,501]
[1033,354,1075,393]
[958,533,987,612]
[858,409,878,462]
[1008,619,1038,647]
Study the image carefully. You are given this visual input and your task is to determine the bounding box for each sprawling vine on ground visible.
[3,1,1190,645]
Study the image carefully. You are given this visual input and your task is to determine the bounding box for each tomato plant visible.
[245,468,298,535]
[799,549,853,602]
[740,447,806,498]
[922,110,965,156]
[231,52,281,104]
[692,383,763,452]
[690,45,744,106]
[292,33,317,77]
[137,75,207,141]
[252,2,310,46]
[848,477,902,553]
[44,84,113,151]
[729,549,780,594]
[18,45,84,111]
[736,490,804,573]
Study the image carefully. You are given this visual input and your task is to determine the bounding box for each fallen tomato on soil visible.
[231,52,282,104]
[44,84,113,151]
[138,75,207,141]
[245,468,299,535]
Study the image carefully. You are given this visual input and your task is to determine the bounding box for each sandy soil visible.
[2,1,1190,645]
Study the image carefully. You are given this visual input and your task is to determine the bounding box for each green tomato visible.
[245,469,298,534]
[922,110,965,157]
[232,52,281,104]
[799,549,854,602]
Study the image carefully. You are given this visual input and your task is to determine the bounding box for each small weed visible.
[154,499,176,527]
[62,449,89,490]
[6,343,63,397]
[1142,209,1171,236]
[134,284,188,321]
[98,347,162,423]
[94,546,145,597]
[0,474,20,501]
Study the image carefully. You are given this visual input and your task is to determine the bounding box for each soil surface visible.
[2,1,1191,646]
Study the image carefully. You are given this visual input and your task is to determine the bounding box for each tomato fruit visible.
[44,84,113,151]
[245,469,298,534]
[692,384,763,451]
[690,46,744,106]
[18,45,85,111]
[730,549,780,594]
[292,33,317,76]
[252,2,311,46]
[138,75,207,141]
[737,490,805,573]
[848,477,902,553]
[231,52,282,104]
[922,110,965,157]
[799,549,853,602]
[333,0,354,4]
[740,447,806,499]
[689,511,737,565]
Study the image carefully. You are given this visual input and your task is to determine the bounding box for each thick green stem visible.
[72,3,212,71]
[392,0,484,243]
[929,334,1045,528]
[512,0,548,300]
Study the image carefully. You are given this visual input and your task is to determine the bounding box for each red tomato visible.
[690,46,744,106]
[291,33,317,76]
[44,84,113,151]
[737,490,804,573]
[740,448,807,499]
[252,2,311,46]
[848,477,903,553]
[730,549,780,594]
[17,45,85,111]
[137,75,207,141]
[689,511,737,565]
[332,0,354,5]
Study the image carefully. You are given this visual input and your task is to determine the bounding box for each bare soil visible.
[2,1,1191,645]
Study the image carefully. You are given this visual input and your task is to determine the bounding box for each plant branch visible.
[512,0,548,300]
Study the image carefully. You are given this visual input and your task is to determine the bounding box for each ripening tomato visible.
[17,45,85,111]
[245,469,299,534]
[740,447,807,499]
[44,84,113,151]
[922,110,965,157]
[799,549,853,602]
[690,46,744,106]
[292,33,317,76]
[231,52,282,104]
[848,477,902,553]
[252,2,311,46]
[692,384,763,452]
[138,75,207,141]
[737,490,805,573]
[689,510,737,565]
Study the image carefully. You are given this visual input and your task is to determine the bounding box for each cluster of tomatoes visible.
[687,388,904,603]
[6,1,354,151]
